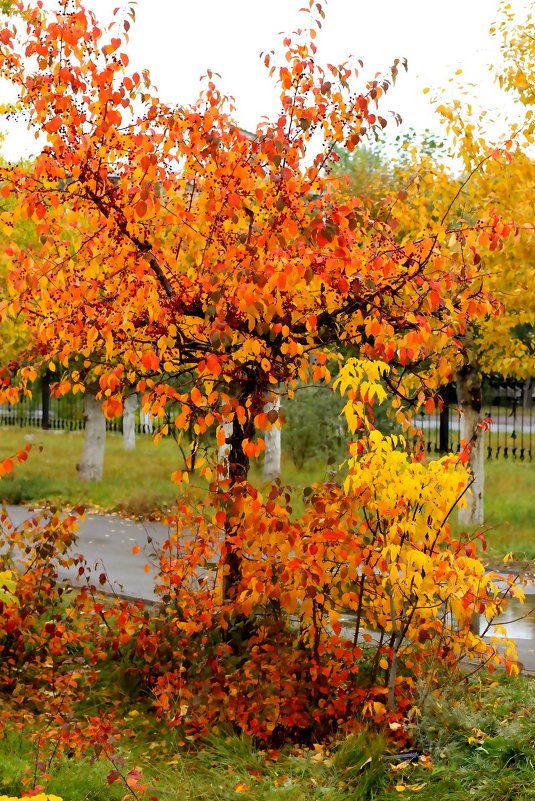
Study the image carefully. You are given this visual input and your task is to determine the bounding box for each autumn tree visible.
[415,0,535,524]
[485,0,535,382]
[0,0,523,738]
[335,92,533,528]
[0,0,512,571]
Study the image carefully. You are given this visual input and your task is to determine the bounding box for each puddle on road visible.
[476,594,535,640]
[339,595,535,643]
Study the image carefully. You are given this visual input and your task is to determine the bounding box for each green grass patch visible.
[482,459,535,562]
[2,673,535,800]
[0,429,338,517]
[0,429,184,516]
[0,731,132,800]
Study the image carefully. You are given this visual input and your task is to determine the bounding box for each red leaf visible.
[135,200,148,218]
[107,770,120,785]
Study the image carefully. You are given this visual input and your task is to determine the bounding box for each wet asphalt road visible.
[5,504,168,601]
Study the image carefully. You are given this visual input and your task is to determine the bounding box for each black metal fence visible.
[0,375,153,435]
[417,376,533,461]
[0,374,532,460]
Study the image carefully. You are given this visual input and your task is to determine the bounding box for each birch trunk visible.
[217,420,234,479]
[78,392,106,482]
[263,396,281,482]
[123,391,138,450]
[456,365,485,527]
[140,410,153,434]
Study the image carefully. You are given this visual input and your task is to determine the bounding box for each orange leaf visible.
[205,353,221,376]
[190,386,202,406]
[136,200,148,218]
[0,458,14,477]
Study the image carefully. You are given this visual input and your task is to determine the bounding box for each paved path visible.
[5,504,168,601]
[3,505,535,671]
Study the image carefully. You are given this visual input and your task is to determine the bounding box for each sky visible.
[0,0,530,161]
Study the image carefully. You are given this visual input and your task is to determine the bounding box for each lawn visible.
[0,427,532,562]
[1,673,535,801]
[480,459,535,561]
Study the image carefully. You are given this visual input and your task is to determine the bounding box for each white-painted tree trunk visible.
[217,420,234,479]
[263,396,281,482]
[457,367,485,527]
[140,410,153,434]
[78,392,106,482]
[123,391,138,450]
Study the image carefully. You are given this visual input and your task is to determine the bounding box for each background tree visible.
[122,387,138,451]
[283,383,345,469]
[421,0,535,524]
[335,102,534,527]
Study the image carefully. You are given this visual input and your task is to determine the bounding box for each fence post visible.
[41,370,50,430]
[438,385,450,453]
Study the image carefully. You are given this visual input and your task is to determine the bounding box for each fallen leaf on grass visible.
[395,783,426,793]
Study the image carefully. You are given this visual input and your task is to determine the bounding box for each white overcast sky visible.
[0,0,531,160]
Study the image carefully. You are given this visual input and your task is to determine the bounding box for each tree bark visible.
[41,370,50,430]
[78,392,106,482]
[263,396,281,482]
[222,414,251,601]
[217,419,234,479]
[219,391,258,603]
[123,391,138,450]
[456,365,485,527]
[438,386,450,454]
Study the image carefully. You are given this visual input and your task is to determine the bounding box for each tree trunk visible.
[438,386,450,454]
[78,392,106,482]
[140,409,153,434]
[219,394,257,602]
[456,365,484,527]
[123,391,138,450]
[41,370,50,430]
[217,419,234,479]
[263,396,281,482]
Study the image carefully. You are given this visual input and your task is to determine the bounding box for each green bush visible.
[282,384,346,469]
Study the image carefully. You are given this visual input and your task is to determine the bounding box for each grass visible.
[0,731,126,801]
[405,672,535,801]
[0,727,390,801]
[0,429,337,517]
[2,673,535,800]
[0,427,532,562]
[0,429,184,517]
[481,459,535,562]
